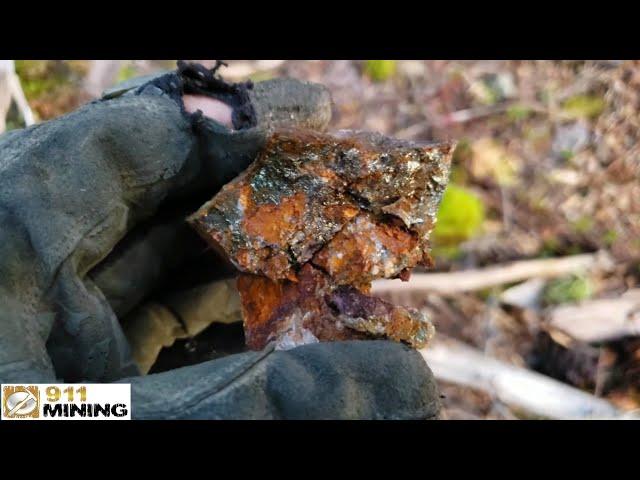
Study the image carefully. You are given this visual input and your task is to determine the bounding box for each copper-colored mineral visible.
[188,128,453,350]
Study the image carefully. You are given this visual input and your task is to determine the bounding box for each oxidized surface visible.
[237,265,434,350]
[188,128,453,350]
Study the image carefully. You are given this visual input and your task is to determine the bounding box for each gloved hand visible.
[0,62,440,419]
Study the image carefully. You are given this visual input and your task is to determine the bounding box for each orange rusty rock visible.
[188,128,454,350]
[311,213,423,285]
[237,264,432,351]
[238,265,365,350]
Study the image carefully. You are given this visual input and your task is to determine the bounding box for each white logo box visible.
[1,383,131,420]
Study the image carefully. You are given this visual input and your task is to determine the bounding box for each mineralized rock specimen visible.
[188,128,453,350]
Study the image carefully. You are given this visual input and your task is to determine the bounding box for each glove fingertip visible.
[248,77,333,131]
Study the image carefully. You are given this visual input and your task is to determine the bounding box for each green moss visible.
[507,104,533,122]
[603,229,618,246]
[363,60,397,82]
[14,60,79,100]
[431,245,463,260]
[13,60,89,120]
[562,94,606,120]
[571,216,594,234]
[559,149,574,160]
[543,275,593,305]
[540,238,561,257]
[433,185,485,247]
[116,63,138,83]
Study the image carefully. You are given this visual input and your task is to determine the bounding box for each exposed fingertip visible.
[182,94,235,129]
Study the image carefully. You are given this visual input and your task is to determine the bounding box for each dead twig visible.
[0,60,35,131]
[372,251,614,296]
[436,101,547,127]
[421,336,631,419]
[548,289,640,344]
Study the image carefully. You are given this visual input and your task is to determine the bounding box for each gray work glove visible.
[0,62,440,419]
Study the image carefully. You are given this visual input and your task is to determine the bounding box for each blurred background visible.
[1,60,639,419]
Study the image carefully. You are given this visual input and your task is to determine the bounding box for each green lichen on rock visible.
[364,60,397,82]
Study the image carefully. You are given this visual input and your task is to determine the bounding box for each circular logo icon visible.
[3,386,40,418]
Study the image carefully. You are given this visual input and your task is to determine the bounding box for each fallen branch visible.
[421,337,632,419]
[0,60,35,131]
[372,251,613,295]
[549,289,640,344]
[436,101,547,127]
